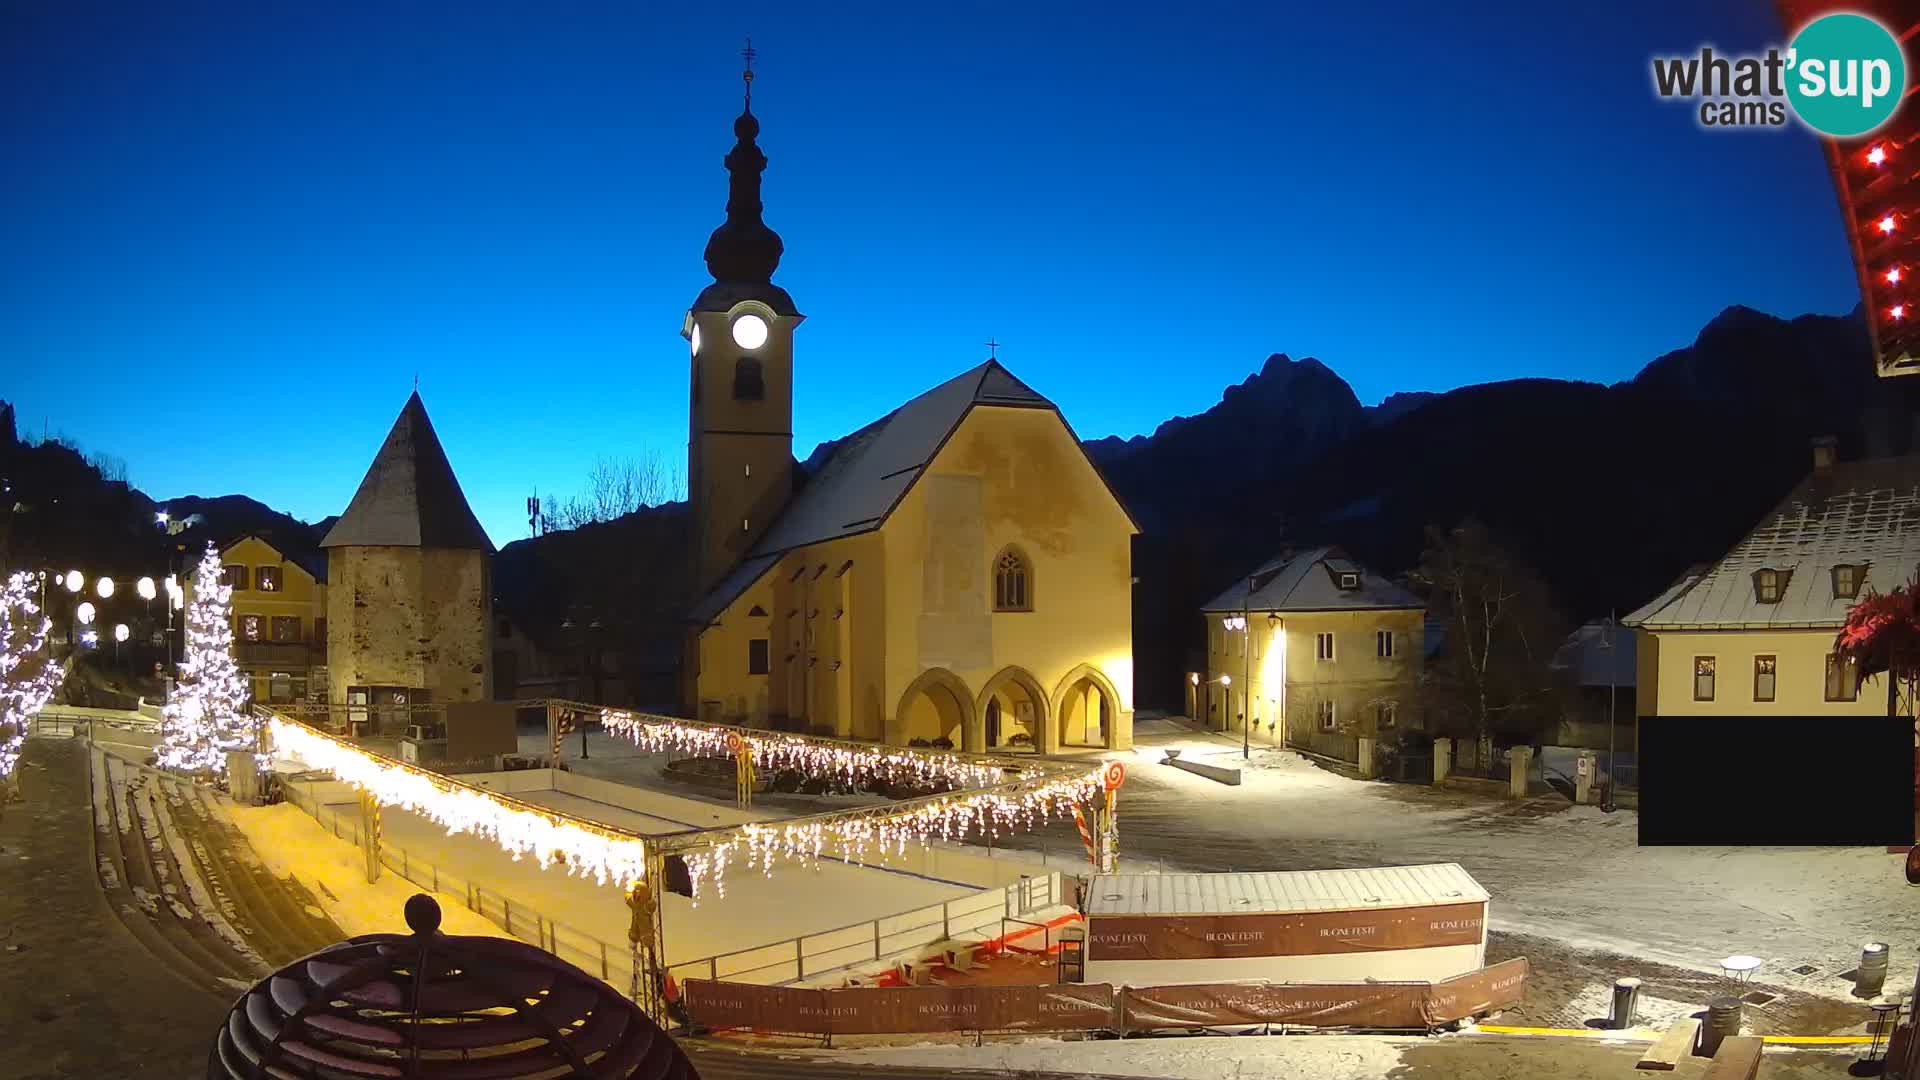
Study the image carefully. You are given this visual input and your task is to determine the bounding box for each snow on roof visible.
[320,393,493,552]
[691,359,1136,623]
[1086,864,1488,917]
[1626,454,1920,630]
[1200,546,1424,614]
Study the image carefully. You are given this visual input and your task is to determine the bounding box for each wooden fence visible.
[685,957,1529,1037]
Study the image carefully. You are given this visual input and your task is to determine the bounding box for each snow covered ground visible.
[793,1034,1418,1080]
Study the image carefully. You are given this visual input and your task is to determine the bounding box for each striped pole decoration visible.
[1073,804,1097,866]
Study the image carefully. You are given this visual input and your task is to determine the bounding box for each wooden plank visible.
[1637,1018,1700,1070]
[1701,1035,1764,1080]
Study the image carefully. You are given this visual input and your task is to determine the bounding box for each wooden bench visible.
[1701,1035,1763,1080]
[1636,1018,1700,1071]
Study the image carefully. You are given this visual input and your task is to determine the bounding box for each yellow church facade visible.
[678,82,1136,753]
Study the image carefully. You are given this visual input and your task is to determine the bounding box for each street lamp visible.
[136,577,156,600]
[96,576,114,599]
[1599,612,1619,814]
[77,601,96,625]
[64,570,83,593]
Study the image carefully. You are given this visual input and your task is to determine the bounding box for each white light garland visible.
[675,765,1101,904]
[599,708,1007,790]
[267,718,650,888]
[1,572,65,778]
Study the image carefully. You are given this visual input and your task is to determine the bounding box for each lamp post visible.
[1602,611,1618,814]
[1243,577,1254,760]
[584,619,603,759]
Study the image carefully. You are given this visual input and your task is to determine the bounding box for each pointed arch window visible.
[994,547,1032,612]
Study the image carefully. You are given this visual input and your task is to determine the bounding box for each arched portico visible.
[1051,664,1124,750]
[975,666,1050,753]
[894,667,976,750]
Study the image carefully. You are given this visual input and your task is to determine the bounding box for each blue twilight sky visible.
[0,2,1866,547]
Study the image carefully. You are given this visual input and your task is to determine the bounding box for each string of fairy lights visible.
[598,707,1008,790]
[673,766,1101,903]
[266,705,1103,902]
[1858,138,1917,346]
[269,717,653,888]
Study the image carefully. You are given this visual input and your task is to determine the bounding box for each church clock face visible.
[690,323,703,356]
[731,313,769,350]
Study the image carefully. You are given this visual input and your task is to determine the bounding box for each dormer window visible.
[1338,572,1359,590]
[1832,564,1863,600]
[1753,568,1786,604]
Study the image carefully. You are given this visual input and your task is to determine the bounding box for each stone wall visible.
[326,546,491,705]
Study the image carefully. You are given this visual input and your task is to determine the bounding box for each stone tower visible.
[684,61,803,602]
[321,392,494,721]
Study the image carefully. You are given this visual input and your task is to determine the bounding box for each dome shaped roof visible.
[209,894,699,1079]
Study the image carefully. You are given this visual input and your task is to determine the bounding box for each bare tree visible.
[1409,519,1566,749]
[546,453,685,531]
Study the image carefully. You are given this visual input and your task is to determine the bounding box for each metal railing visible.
[30,709,162,738]
[277,778,642,998]
[665,870,1061,986]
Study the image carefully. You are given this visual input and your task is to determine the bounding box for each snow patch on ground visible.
[1558,981,1699,1032]
[140,774,264,965]
[797,1034,1415,1080]
[223,802,508,940]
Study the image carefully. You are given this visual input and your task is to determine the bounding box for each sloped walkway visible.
[0,738,229,1079]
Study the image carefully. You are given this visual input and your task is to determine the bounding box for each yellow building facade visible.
[192,534,328,705]
[1627,449,1920,718]
[1195,548,1425,762]
[681,92,1137,752]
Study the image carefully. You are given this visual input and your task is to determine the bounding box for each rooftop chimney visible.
[1812,435,1839,471]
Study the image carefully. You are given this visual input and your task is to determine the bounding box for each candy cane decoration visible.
[1072,804,1097,866]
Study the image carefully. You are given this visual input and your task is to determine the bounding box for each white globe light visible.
[64,570,83,593]
[96,576,115,599]
[690,323,703,356]
[171,591,184,611]
[114,623,129,643]
[731,313,769,350]
[77,601,96,625]
[137,576,157,600]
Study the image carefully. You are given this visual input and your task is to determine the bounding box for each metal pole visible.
[1606,612,1617,813]
[1243,579,1252,759]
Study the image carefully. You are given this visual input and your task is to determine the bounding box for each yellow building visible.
[1193,547,1425,762]
[680,89,1138,752]
[1626,442,1919,717]
[193,533,328,705]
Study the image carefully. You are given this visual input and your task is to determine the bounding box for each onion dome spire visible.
[703,38,784,285]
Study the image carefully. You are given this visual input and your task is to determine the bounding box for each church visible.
[680,64,1137,753]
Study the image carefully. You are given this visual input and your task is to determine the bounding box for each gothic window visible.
[993,547,1032,612]
[732,356,765,400]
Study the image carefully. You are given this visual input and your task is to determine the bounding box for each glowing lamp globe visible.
[137,576,157,600]
[76,601,96,625]
[64,570,83,593]
[207,893,701,1080]
[730,312,769,350]
[96,576,115,599]
[113,623,129,643]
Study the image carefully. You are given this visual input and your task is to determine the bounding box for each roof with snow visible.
[1551,620,1636,688]
[320,393,494,552]
[1625,454,1920,630]
[1201,545,1424,614]
[1087,863,1487,916]
[689,359,1137,624]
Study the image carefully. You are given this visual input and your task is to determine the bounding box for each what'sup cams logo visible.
[1652,12,1907,137]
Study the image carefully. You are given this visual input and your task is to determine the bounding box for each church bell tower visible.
[686,41,802,601]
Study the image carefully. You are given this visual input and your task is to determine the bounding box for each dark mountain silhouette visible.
[1120,305,1902,709]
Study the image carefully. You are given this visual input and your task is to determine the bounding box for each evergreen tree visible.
[156,544,252,775]
[1,570,65,783]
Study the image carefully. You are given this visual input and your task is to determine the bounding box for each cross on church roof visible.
[741,37,755,109]
[986,337,1000,360]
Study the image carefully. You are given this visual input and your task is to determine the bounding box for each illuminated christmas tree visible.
[156,544,253,775]
[1,570,65,782]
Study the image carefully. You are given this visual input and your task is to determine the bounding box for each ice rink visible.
[279,769,985,976]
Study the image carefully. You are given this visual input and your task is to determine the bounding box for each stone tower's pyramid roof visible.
[320,392,494,552]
